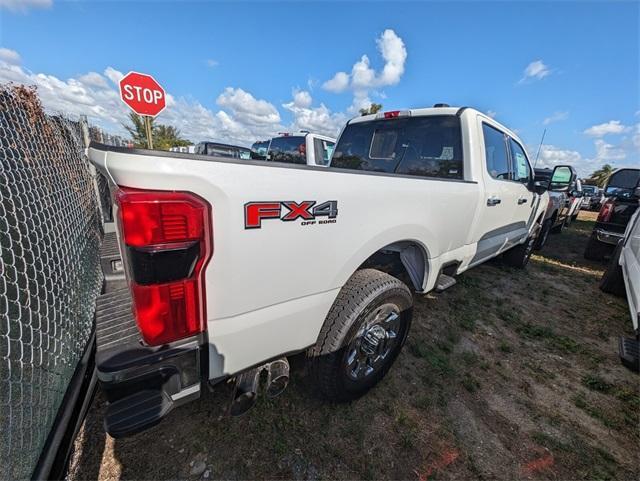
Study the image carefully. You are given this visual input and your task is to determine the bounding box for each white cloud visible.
[632,123,640,148]
[323,71,349,93]
[542,111,568,126]
[534,136,633,178]
[0,53,288,145]
[593,139,626,162]
[216,87,281,126]
[282,90,346,138]
[583,120,629,137]
[486,110,497,118]
[0,0,52,12]
[0,47,20,65]
[206,59,219,68]
[322,29,407,113]
[519,60,551,83]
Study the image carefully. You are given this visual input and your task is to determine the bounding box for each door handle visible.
[487,196,501,206]
[518,198,528,205]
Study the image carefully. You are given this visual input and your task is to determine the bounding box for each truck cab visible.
[251,132,336,166]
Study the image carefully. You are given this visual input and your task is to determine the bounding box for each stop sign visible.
[119,71,166,117]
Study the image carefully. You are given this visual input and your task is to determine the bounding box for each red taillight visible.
[597,199,614,223]
[116,187,212,346]
[384,110,401,119]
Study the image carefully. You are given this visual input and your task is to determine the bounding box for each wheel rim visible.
[345,303,401,381]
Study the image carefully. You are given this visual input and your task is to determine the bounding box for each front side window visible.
[509,138,531,184]
[268,136,306,164]
[313,138,335,165]
[331,115,463,179]
[482,123,509,180]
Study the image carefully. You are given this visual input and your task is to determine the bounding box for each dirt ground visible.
[68,211,639,481]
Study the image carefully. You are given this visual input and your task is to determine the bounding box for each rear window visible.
[331,115,463,179]
[606,169,640,197]
[268,136,306,165]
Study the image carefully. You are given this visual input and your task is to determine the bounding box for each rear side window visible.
[331,115,463,179]
[268,136,306,164]
[482,124,509,180]
[313,138,335,165]
[509,138,531,184]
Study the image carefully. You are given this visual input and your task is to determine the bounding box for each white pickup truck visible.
[250,132,336,166]
[89,106,572,437]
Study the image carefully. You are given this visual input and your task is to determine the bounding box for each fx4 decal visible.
[245,201,338,229]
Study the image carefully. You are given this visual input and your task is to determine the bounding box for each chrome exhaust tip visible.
[229,368,260,416]
[266,358,290,398]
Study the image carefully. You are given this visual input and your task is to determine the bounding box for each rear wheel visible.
[308,269,413,402]
[599,242,626,297]
[503,235,535,268]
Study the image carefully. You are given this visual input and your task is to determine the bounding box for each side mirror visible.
[549,165,574,192]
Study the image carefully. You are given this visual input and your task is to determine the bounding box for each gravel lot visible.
[69,211,639,480]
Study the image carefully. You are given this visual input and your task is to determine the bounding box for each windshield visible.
[606,169,640,198]
[251,140,269,160]
[331,115,463,179]
[268,136,306,164]
[582,185,597,195]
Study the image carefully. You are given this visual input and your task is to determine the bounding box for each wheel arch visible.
[341,239,430,292]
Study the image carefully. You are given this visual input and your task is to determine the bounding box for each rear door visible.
[470,122,525,264]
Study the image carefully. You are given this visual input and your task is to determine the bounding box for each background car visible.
[585,168,640,261]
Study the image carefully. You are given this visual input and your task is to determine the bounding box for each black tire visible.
[599,242,626,297]
[308,269,413,402]
[503,235,536,268]
[533,219,552,251]
[584,235,613,262]
[550,218,565,234]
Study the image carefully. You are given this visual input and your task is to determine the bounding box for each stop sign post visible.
[119,71,166,149]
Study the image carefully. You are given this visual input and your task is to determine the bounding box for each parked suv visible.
[195,141,251,160]
[581,184,602,211]
[584,168,640,261]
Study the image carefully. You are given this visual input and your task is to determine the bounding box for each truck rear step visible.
[96,287,203,437]
[618,337,639,372]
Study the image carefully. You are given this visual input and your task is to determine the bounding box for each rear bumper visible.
[96,287,205,437]
[594,228,624,245]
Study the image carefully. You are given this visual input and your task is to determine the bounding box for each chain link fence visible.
[0,84,104,479]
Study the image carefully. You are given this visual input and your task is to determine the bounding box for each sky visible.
[0,0,638,176]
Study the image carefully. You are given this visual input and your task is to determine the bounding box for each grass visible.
[69,211,639,481]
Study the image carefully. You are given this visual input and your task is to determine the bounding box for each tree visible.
[123,112,191,150]
[587,164,615,187]
[359,103,383,116]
